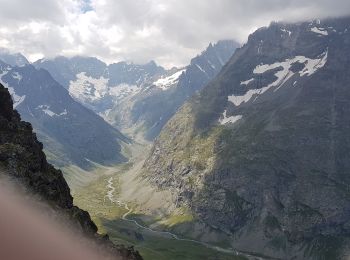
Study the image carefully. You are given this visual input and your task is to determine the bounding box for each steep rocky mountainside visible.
[0,83,142,259]
[143,17,350,259]
[0,61,128,169]
[123,40,239,140]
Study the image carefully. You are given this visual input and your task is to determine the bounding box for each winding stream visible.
[106,177,264,260]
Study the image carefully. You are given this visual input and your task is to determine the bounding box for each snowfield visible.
[228,50,328,107]
[0,70,26,108]
[310,27,329,36]
[69,72,141,104]
[219,110,242,125]
[69,72,109,102]
[153,69,185,90]
[37,105,68,117]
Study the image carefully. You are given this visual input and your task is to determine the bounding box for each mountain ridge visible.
[113,40,239,139]
[0,61,128,169]
[143,16,350,259]
[32,41,238,141]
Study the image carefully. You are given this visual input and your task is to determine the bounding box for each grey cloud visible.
[0,0,349,67]
[0,0,67,25]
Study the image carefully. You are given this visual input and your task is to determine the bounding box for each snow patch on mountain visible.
[299,50,328,76]
[208,60,216,69]
[38,105,55,117]
[0,70,26,108]
[257,40,263,54]
[310,27,328,36]
[228,51,328,106]
[8,87,26,108]
[0,70,9,80]
[254,50,328,79]
[12,72,22,82]
[69,72,109,102]
[228,88,269,106]
[69,72,141,114]
[219,110,242,125]
[196,64,206,73]
[240,78,254,86]
[281,28,292,36]
[37,105,67,117]
[154,69,185,90]
[109,84,139,99]
[98,109,113,123]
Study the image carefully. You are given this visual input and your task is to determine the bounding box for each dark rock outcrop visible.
[0,83,142,259]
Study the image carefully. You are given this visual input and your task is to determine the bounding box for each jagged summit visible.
[0,49,29,67]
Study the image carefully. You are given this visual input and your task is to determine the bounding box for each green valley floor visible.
[64,139,259,260]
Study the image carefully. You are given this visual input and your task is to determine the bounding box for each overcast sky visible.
[0,0,349,68]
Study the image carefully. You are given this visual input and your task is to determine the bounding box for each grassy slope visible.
[71,165,247,260]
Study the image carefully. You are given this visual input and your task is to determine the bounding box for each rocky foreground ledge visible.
[0,83,142,260]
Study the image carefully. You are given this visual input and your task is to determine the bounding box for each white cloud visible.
[0,0,349,68]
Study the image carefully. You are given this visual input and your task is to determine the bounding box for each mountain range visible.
[34,40,238,140]
[0,61,128,169]
[2,15,350,260]
[143,17,350,259]
[0,40,237,172]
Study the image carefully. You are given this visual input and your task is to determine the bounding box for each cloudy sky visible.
[0,0,349,68]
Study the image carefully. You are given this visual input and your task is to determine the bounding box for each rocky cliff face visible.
[0,83,142,259]
[143,17,350,259]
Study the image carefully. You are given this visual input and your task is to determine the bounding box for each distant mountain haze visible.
[0,61,128,169]
[34,40,239,140]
